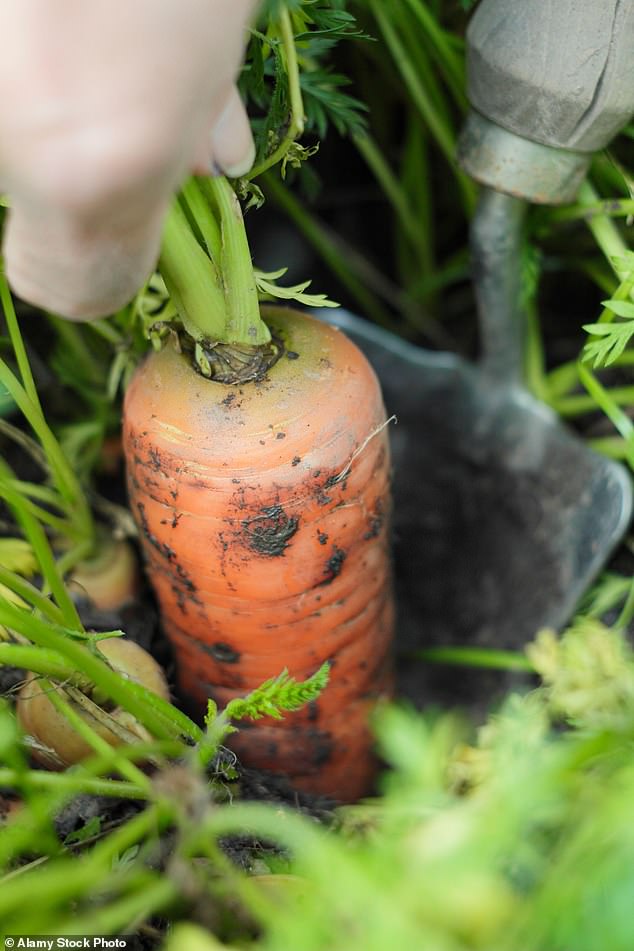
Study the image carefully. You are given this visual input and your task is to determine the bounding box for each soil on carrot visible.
[240,503,300,557]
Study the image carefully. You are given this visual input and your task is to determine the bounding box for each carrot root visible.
[68,538,139,611]
[123,308,395,802]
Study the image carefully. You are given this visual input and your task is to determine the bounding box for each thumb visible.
[208,85,255,179]
[3,201,166,320]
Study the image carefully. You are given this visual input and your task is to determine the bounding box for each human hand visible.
[0,0,258,319]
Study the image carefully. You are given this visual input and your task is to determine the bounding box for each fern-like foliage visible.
[583,299,634,367]
[241,0,369,162]
[582,253,634,367]
[254,268,339,308]
[218,662,330,724]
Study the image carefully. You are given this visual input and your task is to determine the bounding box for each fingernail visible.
[209,159,223,178]
[216,139,256,180]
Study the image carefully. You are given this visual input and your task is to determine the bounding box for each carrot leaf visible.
[219,662,330,724]
[582,318,634,366]
[254,267,339,308]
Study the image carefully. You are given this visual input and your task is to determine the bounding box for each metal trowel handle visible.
[458,0,634,204]
[462,0,634,382]
[471,188,527,385]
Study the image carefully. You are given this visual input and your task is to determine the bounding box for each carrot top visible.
[154,9,308,382]
[158,176,277,381]
[149,4,366,384]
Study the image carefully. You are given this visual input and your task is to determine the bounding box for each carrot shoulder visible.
[123,306,394,802]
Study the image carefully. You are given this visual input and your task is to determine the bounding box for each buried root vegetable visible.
[123,306,395,803]
[17,636,170,768]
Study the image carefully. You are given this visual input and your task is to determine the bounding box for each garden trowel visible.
[325,191,630,666]
[326,0,634,696]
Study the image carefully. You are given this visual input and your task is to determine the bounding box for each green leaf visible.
[582,320,634,367]
[224,662,330,723]
[236,179,266,211]
[300,69,368,138]
[281,141,320,177]
[609,252,634,275]
[64,815,102,846]
[204,698,218,727]
[254,268,339,308]
[58,419,104,482]
[527,620,634,730]
[112,844,140,871]
[602,299,634,318]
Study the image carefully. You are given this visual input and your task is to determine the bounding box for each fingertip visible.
[3,206,163,320]
[210,86,255,179]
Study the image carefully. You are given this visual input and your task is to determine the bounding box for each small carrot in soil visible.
[17,636,170,768]
[122,178,395,802]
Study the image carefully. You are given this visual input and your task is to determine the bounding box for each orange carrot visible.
[123,306,394,802]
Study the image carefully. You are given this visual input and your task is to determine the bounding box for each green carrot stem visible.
[577,362,634,469]
[0,417,47,467]
[525,296,549,401]
[587,436,628,459]
[0,271,42,411]
[615,575,634,632]
[45,313,104,382]
[207,177,270,345]
[0,770,146,800]
[546,361,583,399]
[159,198,227,342]
[87,317,126,345]
[0,475,84,629]
[8,479,71,509]
[547,197,634,225]
[410,645,535,672]
[0,598,202,744]
[0,643,80,681]
[354,132,426,256]
[62,877,177,935]
[161,182,269,347]
[578,180,631,276]
[248,8,305,180]
[180,177,222,266]
[0,358,95,548]
[553,385,634,418]
[44,680,153,792]
[401,0,467,110]
[0,484,77,539]
[0,567,65,624]
[369,0,475,213]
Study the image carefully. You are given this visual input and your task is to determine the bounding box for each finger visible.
[209,86,255,179]
[3,202,166,320]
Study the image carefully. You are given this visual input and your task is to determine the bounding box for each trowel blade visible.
[324,309,632,654]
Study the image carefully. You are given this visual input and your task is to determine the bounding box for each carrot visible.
[123,304,394,802]
[17,636,170,768]
[68,537,139,611]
